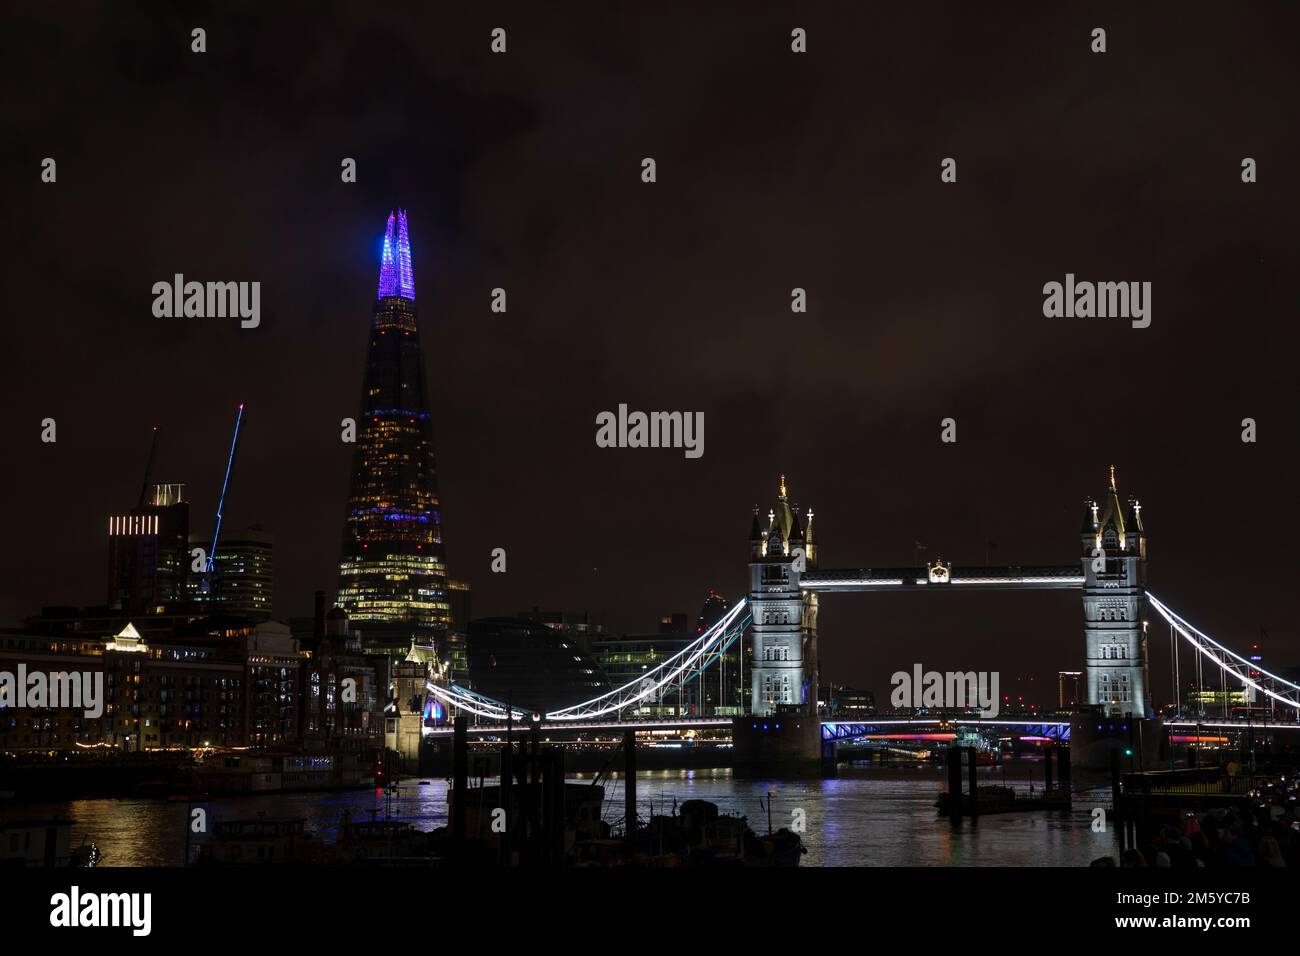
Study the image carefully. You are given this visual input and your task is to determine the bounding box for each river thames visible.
[31,760,1118,867]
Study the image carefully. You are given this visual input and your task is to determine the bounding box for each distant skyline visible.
[3,4,1298,708]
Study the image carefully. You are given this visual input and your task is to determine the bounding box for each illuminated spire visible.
[779,474,788,499]
[343,208,446,639]
[1098,466,1125,539]
[376,209,416,300]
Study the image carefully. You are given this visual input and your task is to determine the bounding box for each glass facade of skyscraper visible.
[337,210,451,635]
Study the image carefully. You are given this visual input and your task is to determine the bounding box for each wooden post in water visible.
[623,727,637,857]
[1057,744,1072,805]
[550,748,566,866]
[499,747,513,864]
[946,745,963,824]
[965,747,979,822]
[539,747,556,867]
[501,699,514,865]
[526,715,542,865]
[452,713,468,848]
[513,736,532,863]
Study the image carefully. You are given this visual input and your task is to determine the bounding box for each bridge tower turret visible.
[1079,467,1151,717]
[749,506,764,560]
[749,476,818,716]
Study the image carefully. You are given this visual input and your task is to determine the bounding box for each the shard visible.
[336,210,450,647]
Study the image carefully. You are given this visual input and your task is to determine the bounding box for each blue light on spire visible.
[376,209,416,300]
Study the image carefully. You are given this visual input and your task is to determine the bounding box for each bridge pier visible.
[1069,709,1166,772]
[733,715,831,778]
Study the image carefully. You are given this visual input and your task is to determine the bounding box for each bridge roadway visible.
[424,714,1300,742]
[799,565,1084,592]
[1164,718,1300,731]
[424,717,734,738]
[423,715,1076,739]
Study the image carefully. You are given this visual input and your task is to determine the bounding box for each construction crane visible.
[203,404,247,605]
[136,425,160,509]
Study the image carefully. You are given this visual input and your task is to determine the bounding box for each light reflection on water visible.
[590,763,1116,867]
[28,761,1117,867]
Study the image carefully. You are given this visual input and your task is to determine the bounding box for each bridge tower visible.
[1079,467,1151,717]
[749,476,819,716]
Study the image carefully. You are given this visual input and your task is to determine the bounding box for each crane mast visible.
[205,404,247,587]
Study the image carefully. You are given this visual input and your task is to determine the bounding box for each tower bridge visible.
[423,469,1298,772]
[748,469,1148,719]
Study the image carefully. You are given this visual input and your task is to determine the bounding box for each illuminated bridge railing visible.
[820,719,1071,742]
[426,590,1294,732]
[1147,592,1300,714]
[427,600,753,724]
[546,600,752,720]
[426,682,531,723]
[800,565,1084,592]
[1166,719,1300,731]
[424,716,734,737]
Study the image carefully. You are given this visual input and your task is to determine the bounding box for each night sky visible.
[3,3,1298,708]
